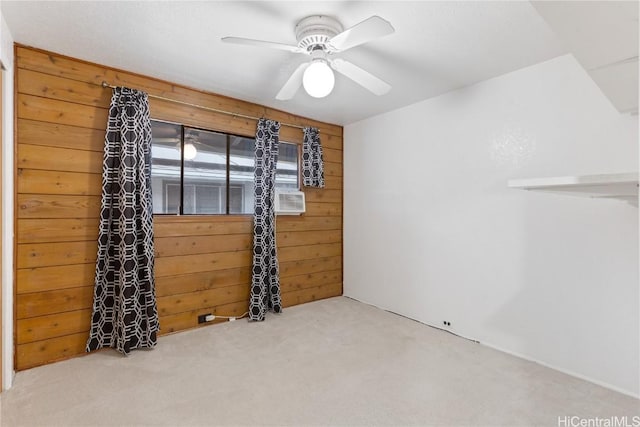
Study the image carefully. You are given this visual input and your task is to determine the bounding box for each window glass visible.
[182,127,227,214]
[229,186,244,213]
[150,121,181,214]
[195,185,222,214]
[165,183,181,213]
[276,142,299,190]
[229,136,255,214]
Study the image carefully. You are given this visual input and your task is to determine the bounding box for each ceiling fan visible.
[222,15,395,100]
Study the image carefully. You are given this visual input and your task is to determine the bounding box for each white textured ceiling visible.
[2,1,567,125]
[532,1,639,114]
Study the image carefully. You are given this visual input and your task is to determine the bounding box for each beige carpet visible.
[1,296,638,426]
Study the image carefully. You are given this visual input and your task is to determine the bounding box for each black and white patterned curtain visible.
[302,127,325,188]
[250,118,282,321]
[87,87,159,355]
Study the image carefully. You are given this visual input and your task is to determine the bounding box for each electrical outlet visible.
[443,321,451,327]
[198,313,212,324]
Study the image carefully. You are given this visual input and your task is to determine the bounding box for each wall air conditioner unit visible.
[274,190,305,215]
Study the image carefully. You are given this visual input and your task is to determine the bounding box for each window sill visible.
[153,214,253,223]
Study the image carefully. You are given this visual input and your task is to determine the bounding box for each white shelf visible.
[508,173,639,205]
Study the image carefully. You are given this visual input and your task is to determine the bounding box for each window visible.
[276,141,299,190]
[151,120,299,215]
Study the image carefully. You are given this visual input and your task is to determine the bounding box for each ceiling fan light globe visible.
[183,142,197,160]
[302,61,335,98]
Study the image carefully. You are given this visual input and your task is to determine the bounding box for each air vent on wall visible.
[275,190,306,215]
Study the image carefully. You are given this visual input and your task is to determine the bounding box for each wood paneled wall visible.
[15,45,343,370]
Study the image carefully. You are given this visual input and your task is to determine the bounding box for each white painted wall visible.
[0,9,14,391]
[344,54,639,397]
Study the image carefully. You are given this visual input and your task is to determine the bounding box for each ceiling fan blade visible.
[221,37,305,54]
[328,16,394,52]
[330,58,391,95]
[276,62,310,100]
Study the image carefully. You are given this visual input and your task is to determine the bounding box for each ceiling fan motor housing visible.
[295,15,343,51]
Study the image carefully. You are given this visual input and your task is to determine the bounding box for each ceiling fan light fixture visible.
[302,60,335,98]
[223,14,395,100]
[183,142,197,160]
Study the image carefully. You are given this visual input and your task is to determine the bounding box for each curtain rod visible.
[101,81,306,130]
